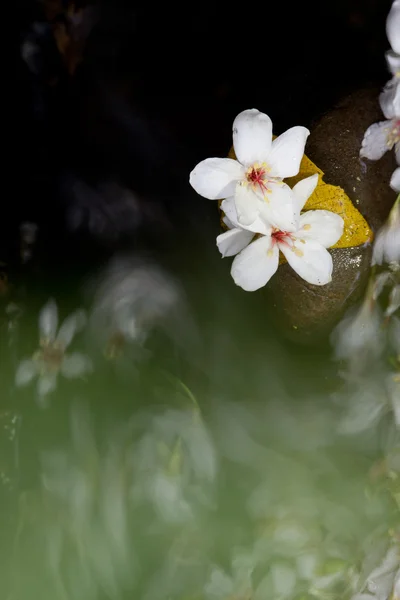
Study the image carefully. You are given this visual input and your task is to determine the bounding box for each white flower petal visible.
[298,210,344,248]
[380,80,400,120]
[360,121,393,160]
[151,473,192,523]
[61,352,92,379]
[296,553,319,580]
[15,359,38,387]
[39,298,58,341]
[56,309,87,348]
[204,568,234,598]
[189,158,243,200]
[232,109,272,167]
[372,201,400,265]
[338,387,386,434]
[221,197,270,234]
[222,215,236,230]
[234,183,264,227]
[279,238,333,285]
[221,197,240,228]
[391,167,400,191]
[37,373,58,397]
[267,126,310,178]
[387,0,400,54]
[332,300,384,361]
[261,181,299,232]
[386,50,400,76]
[217,228,254,257]
[270,563,297,598]
[386,285,400,317]
[231,236,279,292]
[292,174,319,213]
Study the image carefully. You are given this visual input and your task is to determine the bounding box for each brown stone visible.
[267,88,398,343]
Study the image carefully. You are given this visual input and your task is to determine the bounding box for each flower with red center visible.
[216,174,344,291]
[189,109,310,232]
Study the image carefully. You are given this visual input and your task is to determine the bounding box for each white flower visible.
[15,299,92,401]
[392,167,400,191]
[380,51,400,122]
[190,109,309,231]
[372,196,400,265]
[387,0,400,55]
[217,174,343,291]
[331,281,385,372]
[360,118,400,164]
[130,408,216,524]
[352,546,400,600]
[204,548,268,600]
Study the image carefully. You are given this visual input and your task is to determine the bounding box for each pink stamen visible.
[246,165,271,195]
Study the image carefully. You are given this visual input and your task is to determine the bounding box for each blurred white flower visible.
[352,546,400,600]
[380,52,400,124]
[218,174,343,291]
[387,0,400,55]
[332,285,385,374]
[337,380,389,434]
[204,547,268,600]
[387,373,400,427]
[15,299,92,402]
[190,108,309,231]
[39,405,135,600]
[372,196,400,265]
[88,256,191,360]
[360,118,399,164]
[130,408,216,524]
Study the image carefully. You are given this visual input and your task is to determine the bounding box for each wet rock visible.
[268,88,398,343]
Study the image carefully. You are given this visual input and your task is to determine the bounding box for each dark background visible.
[11,0,394,272]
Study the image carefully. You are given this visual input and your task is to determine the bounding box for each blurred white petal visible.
[15,359,38,387]
[61,353,92,379]
[37,373,58,397]
[56,310,87,348]
[39,299,58,341]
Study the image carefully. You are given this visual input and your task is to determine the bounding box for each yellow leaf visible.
[285,153,373,249]
[224,146,373,250]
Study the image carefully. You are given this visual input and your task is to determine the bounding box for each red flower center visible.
[245,162,271,196]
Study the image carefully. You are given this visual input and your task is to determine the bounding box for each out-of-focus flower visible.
[15,299,92,401]
[190,109,309,231]
[130,408,216,524]
[332,282,385,373]
[372,196,400,266]
[360,118,399,163]
[39,404,135,600]
[380,52,400,122]
[387,0,400,55]
[88,256,190,360]
[352,546,400,600]
[204,547,268,600]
